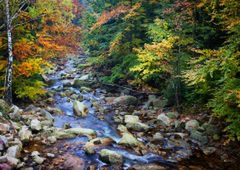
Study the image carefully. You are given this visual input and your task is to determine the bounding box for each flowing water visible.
[45,56,193,169]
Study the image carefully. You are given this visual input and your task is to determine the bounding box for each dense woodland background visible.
[0,0,239,141]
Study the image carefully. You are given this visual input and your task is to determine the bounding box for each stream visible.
[44,55,197,169]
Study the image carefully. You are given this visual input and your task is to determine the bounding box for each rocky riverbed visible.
[0,55,239,170]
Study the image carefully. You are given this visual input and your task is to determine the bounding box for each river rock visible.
[7,145,21,158]
[124,115,139,124]
[202,147,217,155]
[84,138,113,155]
[62,154,85,170]
[126,122,149,131]
[157,114,171,126]
[40,109,54,121]
[117,125,129,133]
[73,79,90,88]
[119,133,141,147]
[53,128,96,139]
[0,123,10,134]
[73,101,88,117]
[30,119,41,131]
[185,120,200,131]
[18,126,32,142]
[113,95,138,106]
[99,149,123,165]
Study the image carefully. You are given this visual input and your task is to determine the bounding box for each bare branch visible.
[11,0,29,23]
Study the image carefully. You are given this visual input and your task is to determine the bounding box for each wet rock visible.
[185,120,200,131]
[0,123,10,134]
[126,122,149,131]
[99,149,123,165]
[157,114,171,126]
[124,115,139,124]
[18,126,32,142]
[119,133,141,147]
[53,128,96,139]
[73,101,88,117]
[40,109,54,121]
[46,107,63,115]
[153,132,164,141]
[7,145,21,158]
[129,163,167,170]
[190,130,208,145]
[62,154,85,170]
[117,125,129,133]
[30,119,41,131]
[113,95,138,106]
[84,138,114,155]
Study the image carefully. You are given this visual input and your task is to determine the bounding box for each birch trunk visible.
[4,0,13,104]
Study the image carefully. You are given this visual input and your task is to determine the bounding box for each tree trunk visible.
[4,0,13,104]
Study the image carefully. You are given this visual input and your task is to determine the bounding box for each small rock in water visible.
[153,132,164,141]
[99,149,123,165]
[33,155,45,164]
[47,153,55,158]
[118,133,141,147]
[73,101,88,117]
[113,95,138,106]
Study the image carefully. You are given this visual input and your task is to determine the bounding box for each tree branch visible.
[11,0,29,23]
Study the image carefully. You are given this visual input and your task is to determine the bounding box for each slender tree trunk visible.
[4,0,13,104]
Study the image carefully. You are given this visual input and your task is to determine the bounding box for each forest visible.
[0,0,239,169]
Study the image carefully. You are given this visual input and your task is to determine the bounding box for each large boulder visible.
[118,133,141,147]
[126,122,149,132]
[53,128,96,139]
[18,126,32,142]
[113,96,138,106]
[99,149,123,165]
[73,101,88,117]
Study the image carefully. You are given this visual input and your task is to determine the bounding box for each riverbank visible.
[0,55,239,170]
